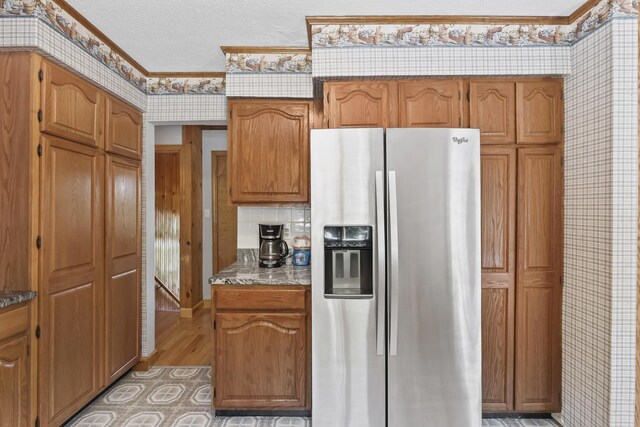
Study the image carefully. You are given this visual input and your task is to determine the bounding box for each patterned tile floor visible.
[67,367,560,427]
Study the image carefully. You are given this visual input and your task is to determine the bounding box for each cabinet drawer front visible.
[215,287,306,311]
[0,305,29,342]
[41,61,104,147]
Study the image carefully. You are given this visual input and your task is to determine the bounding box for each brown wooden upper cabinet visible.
[516,81,563,144]
[228,99,311,205]
[324,80,463,129]
[470,82,516,144]
[469,80,562,144]
[398,80,463,128]
[106,97,143,160]
[41,60,105,148]
[324,81,394,128]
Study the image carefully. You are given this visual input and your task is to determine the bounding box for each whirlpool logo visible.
[453,136,469,144]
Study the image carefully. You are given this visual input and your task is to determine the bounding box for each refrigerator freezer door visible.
[311,129,385,427]
[386,128,482,427]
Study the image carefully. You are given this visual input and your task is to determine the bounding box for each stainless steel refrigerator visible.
[311,128,481,427]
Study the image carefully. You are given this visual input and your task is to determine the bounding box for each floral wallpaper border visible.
[310,0,638,48]
[146,77,225,95]
[226,53,312,74]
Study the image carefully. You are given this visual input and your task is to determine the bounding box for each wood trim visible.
[155,144,182,153]
[568,0,601,22]
[179,299,204,318]
[132,349,159,371]
[201,125,228,131]
[203,299,211,309]
[53,0,149,75]
[221,46,310,55]
[146,72,226,78]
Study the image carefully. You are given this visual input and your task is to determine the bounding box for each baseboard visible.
[180,299,205,318]
[132,349,159,371]
[203,299,211,309]
[215,410,311,417]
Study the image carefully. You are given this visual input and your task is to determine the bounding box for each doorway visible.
[155,145,181,312]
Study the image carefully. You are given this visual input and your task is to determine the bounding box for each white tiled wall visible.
[237,207,311,249]
[226,73,313,98]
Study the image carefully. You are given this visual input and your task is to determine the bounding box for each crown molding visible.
[568,0,602,22]
[221,46,311,55]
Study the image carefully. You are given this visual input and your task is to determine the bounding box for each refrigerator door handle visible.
[375,171,385,356]
[388,171,399,357]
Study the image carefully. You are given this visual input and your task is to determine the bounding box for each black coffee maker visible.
[259,224,289,268]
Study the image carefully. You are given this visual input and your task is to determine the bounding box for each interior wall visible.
[202,130,228,300]
[563,18,638,427]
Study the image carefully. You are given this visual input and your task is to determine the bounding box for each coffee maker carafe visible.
[259,224,289,268]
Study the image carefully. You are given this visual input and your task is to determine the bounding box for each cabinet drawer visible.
[214,287,307,311]
[0,304,29,342]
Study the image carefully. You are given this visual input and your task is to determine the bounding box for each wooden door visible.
[228,100,311,204]
[515,146,562,412]
[105,97,142,160]
[104,154,141,384]
[212,152,237,274]
[214,312,307,409]
[324,81,394,128]
[40,135,103,426]
[41,60,104,148]
[0,335,29,427]
[155,147,181,299]
[480,146,516,412]
[470,82,516,144]
[398,80,463,127]
[516,81,563,144]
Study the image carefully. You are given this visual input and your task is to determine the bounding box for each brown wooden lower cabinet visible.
[0,303,31,427]
[212,286,310,411]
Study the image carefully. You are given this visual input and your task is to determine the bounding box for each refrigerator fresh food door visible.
[386,128,482,427]
[311,128,386,427]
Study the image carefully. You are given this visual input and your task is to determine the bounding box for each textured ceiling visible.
[65,0,587,72]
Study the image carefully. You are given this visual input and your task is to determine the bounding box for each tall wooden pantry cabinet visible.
[0,52,142,427]
[322,78,564,413]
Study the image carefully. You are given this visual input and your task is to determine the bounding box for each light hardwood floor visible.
[154,308,212,366]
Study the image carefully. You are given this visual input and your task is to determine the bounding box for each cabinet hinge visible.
[561,156,564,167]
[37,109,43,122]
[213,320,216,330]
[560,276,564,286]
[213,388,216,398]
[27,344,30,356]
[35,416,40,427]
[37,144,43,157]
[467,91,470,102]
[326,91,330,102]
[35,325,41,339]
[36,235,41,249]
[38,69,43,82]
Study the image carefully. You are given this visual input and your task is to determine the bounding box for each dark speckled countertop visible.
[0,291,37,309]
[209,261,311,286]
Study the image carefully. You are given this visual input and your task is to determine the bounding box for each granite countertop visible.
[209,260,311,286]
[0,291,37,309]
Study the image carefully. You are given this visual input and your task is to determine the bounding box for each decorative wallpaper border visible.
[146,77,226,95]
[310,0,638,48]
[226,53,312,74]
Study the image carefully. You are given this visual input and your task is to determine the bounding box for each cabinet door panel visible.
[399,80,462,128]
[470,82,516,144]
[516,81,563,144]
[106,97,142,159]
[480,147,516,411]
[229,100,310,204]
[40,136,103,425]
[515,146,562,412]
[325,82,391,128]
[0,335,28,427]
[105,155,141,383]
[41,61,104,147]
[215,313,307,409]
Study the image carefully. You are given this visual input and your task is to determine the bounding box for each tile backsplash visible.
[237,207,311,249]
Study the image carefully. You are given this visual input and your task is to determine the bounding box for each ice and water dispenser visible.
[323,226,373,298]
